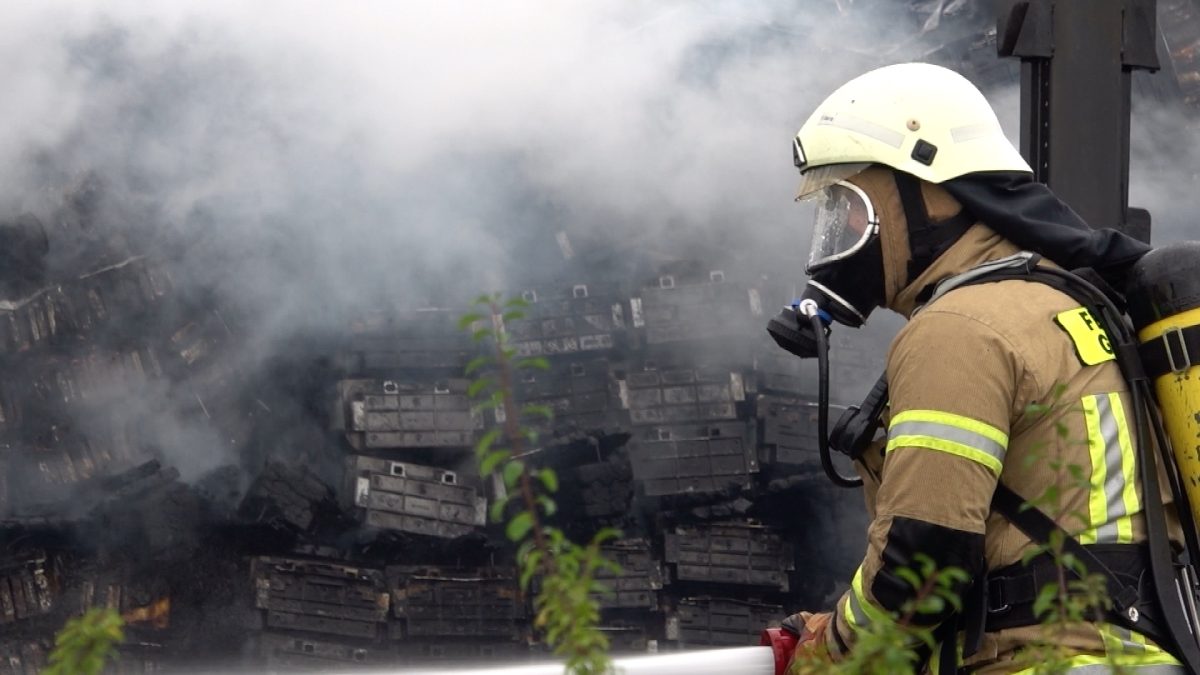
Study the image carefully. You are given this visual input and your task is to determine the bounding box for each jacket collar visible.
[887,222,1022,318]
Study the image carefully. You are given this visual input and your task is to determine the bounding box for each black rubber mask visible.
[804,234,885,328]
[766,236,885,358]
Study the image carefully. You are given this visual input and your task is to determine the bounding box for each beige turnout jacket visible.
[824,224,1183,673]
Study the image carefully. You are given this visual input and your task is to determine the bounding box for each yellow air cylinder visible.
[1128,242,1200,525]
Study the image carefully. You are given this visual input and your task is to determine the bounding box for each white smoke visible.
[0,0,1193,556]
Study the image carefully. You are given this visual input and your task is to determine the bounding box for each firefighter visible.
[781,62,1188,673]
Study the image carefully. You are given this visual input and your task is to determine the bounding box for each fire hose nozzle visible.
[760,626,800,675]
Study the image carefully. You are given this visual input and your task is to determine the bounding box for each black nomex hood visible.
[942,172,1152,289]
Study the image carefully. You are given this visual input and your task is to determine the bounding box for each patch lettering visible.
[1054,307,1115,366]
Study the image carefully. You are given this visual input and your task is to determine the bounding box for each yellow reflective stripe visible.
[1012,626,1181,674]
[1080,393,1140,545]
[1099,624,1157,654]
[1110,392,1140,543]
[1081,395,1108,545]
[1011,657,1183,674]
[842,567,891,632]
[887,410,1008,475]
[890,410,1009,446]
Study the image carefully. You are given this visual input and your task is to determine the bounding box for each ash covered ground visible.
[0,1,1197,672]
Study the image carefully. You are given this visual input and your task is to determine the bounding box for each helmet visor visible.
[794,162,870,200]
[802,180,879,274]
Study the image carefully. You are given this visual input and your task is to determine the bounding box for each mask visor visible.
[802,180,879,274]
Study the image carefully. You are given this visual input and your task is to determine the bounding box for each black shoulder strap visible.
[991,483,1142,613]
[940,262,1200,675]
[894,172,976,284]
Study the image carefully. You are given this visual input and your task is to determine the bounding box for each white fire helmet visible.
[793,63,1031,271]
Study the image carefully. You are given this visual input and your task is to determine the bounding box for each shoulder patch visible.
[1053,307,1116,366]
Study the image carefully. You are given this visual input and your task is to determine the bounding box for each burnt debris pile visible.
[0,185,884,671]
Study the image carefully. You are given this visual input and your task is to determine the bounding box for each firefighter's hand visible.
[781,611,834,673]
[780,611,832,650]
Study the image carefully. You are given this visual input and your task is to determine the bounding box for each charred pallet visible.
[595,539,662,610]
[756,394,823,471]
[504,283,627,358]
[3,458,170,531]
[251,556,390,642]
[511,356,629,443]
[627,421,757,498]
[620,362,745,428]
[0,258,171,356]
[0,552,56,629]
[238,461,336,535]
[343,457,486,539]
[0,639,49,675]
[90,466,204,563]
[257,631,394,670]
[662,522,794,591]
[667,596,783,647]
[8,347,163,423]
[629,269,764,355]
[335,378,479,451]
[387,565,524,642]
[63,563,173,637]
[340,309,475,375]
[570,452,634,521]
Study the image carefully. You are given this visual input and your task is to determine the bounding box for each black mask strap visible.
[894,172,975,284]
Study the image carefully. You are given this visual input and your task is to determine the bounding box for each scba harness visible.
[833,252,1200,675]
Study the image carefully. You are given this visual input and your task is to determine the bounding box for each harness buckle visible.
[1163,326,1192,373]
[986,577,1011,615]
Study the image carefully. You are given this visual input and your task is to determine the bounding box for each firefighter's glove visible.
[781,611,834,673]
[781,611,832,650]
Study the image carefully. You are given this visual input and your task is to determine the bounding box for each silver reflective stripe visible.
[1095,394,1131,544]
[817,112,905,148]
[887,419,1007,465]
[1066,666,1184,674]
[1107,626,1148,653]
[847,589,870,627]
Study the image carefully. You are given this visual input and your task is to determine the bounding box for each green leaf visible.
[504,296,530,309]
[467,377,494,398]
[507,511,534,541]
[895,567,922,590]
[516,357,551,371]
[502,310,526,322]
[522,404,554,421]
[538,468,559,493]
[1032,583,1059,619]
[472,327,493,342]
[457,312,484,330]
[503,460,525,489]
[537,495,557,516]
[591,527,622,546]
[916,595,945,615]
[474,429,501,458]
[480,450,511,476]
[520,551,542,589]
[517,539,536,562]
[489,495,511,523]
[465,355,490,375]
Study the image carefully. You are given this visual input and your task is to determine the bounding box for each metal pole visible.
[997,0,1160,241]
